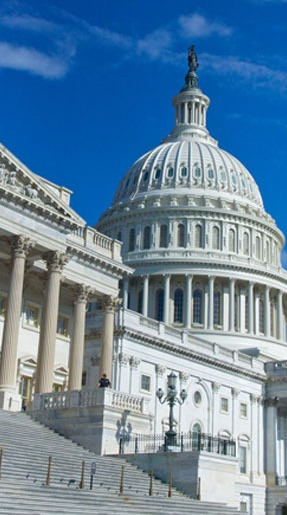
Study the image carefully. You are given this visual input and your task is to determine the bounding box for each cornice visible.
[66,244,132,278]
[119,326,266,382]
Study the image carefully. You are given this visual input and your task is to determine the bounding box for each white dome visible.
[113,139,263,209]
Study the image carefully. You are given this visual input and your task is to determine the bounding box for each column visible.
[211,382,221,435]
[229,278,235,332]
[34,251,69,394]
[0,236,34,397]
[208,276,214,330]
[163,274,170,324]
[265,397,279,486]
[122,277,129,309]
[248,282,254,334]
[264,286,270,338]
[258,397,264,476]
[68,285,91,391]
[142,275,149,317]
[129,356,141,394]
[250,394,258,482]
[231,388,239,438]
[98,296,120,381]
[185,275,192,328]
[277,290,283,341]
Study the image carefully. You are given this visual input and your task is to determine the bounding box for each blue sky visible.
[0,0,287,258]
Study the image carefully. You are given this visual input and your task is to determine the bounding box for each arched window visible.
[256,236,261,259]
[259,298,264,333]
[228,229,236,253]
[243,232,249,256]
[156,289,164,322]
[177,224,185,247]
[174,288,183,323]
[212,226,220,250]
[193,289,203,324]
[128,228,135,252]
[143,226,151,249]
[137,290,143,314]
[214,291,221,326]
[160,224,168,248]
[195,225,203,248]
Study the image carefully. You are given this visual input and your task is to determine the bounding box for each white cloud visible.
[136,29,172,59]
[0,42,68,79]
[90,25,132,48]
[0,14,57,32]
[200,53,287,91]
[178,14,232,38]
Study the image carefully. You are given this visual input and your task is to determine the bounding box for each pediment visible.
[0,144,85,228]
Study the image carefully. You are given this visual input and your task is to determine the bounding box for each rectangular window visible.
[239,446,247,474]
[240,402,248,418]
[141,374,151,392]
[0,295,6,317]
[240,501,247,513]
[24,304,39,328]
[220,397,229,413]
[57,316,69,337]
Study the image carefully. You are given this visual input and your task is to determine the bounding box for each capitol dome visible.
[97,46,287,356]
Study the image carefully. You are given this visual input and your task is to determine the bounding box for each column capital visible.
[11,235,35,259]
[212,381,221,393]
[179,371,189,383]
[74,284,91,303]
[44,250,69,272]
[250,393,259,404]
[264,396,279,407]
[129,356,141,369]
[118,352,129,366]
[101,295,121,312]
[232,387,240,398]
[155,364,166,376]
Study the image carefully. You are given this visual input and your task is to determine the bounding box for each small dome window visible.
[231,174,237,185]
[194,391,202,406]
[194,166,201,178]
[220,170,226,182]
[167,167,174,178]
[143,171,149,182]
[125,178,130,190]
[180,166,188,177]
[207,168,214,180]
[155,168,161,180]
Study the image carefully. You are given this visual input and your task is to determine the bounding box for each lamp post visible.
[156,372,187,449]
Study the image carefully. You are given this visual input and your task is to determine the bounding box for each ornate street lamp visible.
[156,372,187,449]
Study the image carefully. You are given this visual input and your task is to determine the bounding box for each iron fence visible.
[119,431,236,456]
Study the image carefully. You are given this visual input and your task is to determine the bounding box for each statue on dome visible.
[188,45,198,72]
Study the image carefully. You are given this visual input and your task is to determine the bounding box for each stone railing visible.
[32,388,149,414]
[68,226,122,261]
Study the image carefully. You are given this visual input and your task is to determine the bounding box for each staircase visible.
[0,410,241,514]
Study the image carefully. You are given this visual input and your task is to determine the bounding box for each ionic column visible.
[248,282,254,334]
[229,278,235,331]
[277,290,283,341]
[35,251,69,394]
[208,276,215,330]
[163,274,170,324]
[142,275,149,317]
[99,296,120,381]
[68,285,91,391]
[185,275,192,328]
[265,286,270,338]
[0,236,34,392]
[122,278,129,309]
